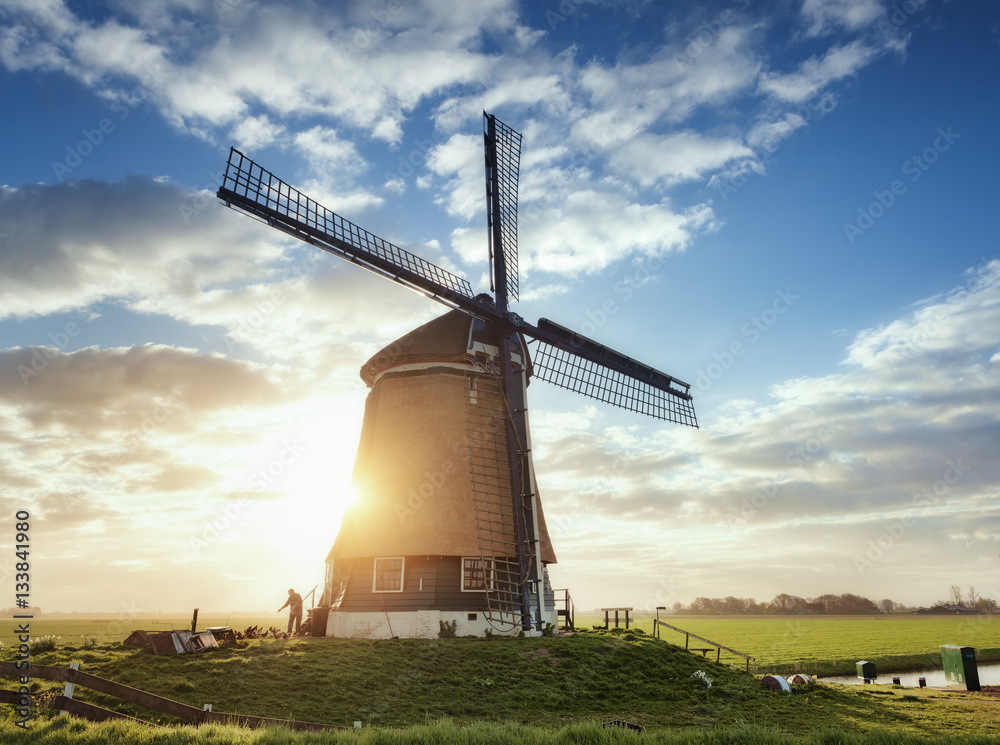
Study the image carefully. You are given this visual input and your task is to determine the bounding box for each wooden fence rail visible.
[0,688,151,725]
[0,661,342,731]
[653,620,755,672]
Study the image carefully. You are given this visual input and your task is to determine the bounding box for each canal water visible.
[820,662,1000,687]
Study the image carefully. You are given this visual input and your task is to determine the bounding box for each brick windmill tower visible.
[218,114,698,637]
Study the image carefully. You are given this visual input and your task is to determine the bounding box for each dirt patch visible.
[517,648,556,665]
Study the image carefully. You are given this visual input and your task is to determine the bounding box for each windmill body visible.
[322,307,558,638]
[217,113,698,638]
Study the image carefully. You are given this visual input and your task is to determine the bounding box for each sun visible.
[267,404,363,561]
[278,477,357,565]
[284,458,357,535]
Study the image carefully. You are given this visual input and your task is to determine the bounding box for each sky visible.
[1,0,998,619]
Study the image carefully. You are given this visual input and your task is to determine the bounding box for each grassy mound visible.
[7,628,999,740]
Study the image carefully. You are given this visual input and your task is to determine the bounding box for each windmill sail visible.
[528,319,698,426]
[218,148,476,307]
[484,113,521,306]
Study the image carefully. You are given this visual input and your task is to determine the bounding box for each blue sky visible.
[1,0,998,617]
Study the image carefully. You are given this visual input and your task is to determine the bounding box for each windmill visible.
[217,113,698,637]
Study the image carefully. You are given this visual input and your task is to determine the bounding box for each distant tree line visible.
[0,606,42,618]
[930,585,998,612]
[670,593,884,615]
[668,587,996,615]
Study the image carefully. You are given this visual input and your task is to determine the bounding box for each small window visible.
[373,557,404,592]
[462,558,494,591]
[469,377,479,404]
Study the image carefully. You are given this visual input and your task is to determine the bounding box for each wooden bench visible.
[600,607,633,629]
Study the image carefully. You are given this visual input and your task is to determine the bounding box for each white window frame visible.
[372,557,405,593]
[461,557,495,592]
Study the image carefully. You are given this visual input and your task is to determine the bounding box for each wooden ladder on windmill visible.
[467,366,531,632]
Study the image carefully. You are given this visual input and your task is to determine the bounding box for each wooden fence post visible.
[60,662,80,716]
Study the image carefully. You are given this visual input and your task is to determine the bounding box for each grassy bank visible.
[4,629,999,740]
[576,614,1000,676]
[12,614,1000,678]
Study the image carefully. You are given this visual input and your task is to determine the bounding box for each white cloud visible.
[70,18,166,84]
[511,189,714,277]
[441,137,720,275]
[431,124,726,277]
[519,282,570,303]
[578,24,762,136]
[608,131,753,187]
[232,114,285,151]
[759,40,878,102]
[0,0,507,143]
[129,263,444,365]
[0,179,447,360]
[426,133,483,223]
[801,0,885,37]
[0,0,79,72]
[165,2,504,142]
[843,261,1000,381]
[293,126,368,181]
[0,176,455,366]
[432,55,574,134]
[0,179,286,320]
[745,112,809,149]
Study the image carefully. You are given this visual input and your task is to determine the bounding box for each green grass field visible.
[575,613,1000,675]
[3,617,999,743]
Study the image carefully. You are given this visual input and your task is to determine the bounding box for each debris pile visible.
[123,610,239,655]
[123,628,222,655]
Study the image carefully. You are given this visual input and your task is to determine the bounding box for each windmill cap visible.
[360,308,528,387]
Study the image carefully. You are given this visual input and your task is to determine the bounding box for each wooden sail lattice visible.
[465,368,528,630]
[485,114,521,304]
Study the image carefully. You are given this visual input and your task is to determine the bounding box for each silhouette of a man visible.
[278,588,303,635]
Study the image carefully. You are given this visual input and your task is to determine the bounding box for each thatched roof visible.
[360,309,478,386]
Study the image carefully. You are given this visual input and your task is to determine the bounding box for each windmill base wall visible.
[325,608,560,640]
[321,555,559,639]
